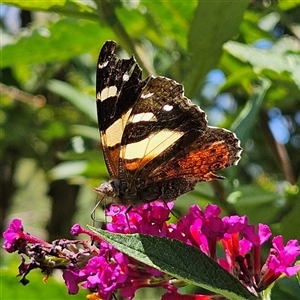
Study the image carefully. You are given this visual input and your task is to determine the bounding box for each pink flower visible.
[63,268,87,295]
[257,236,300,291]
[80,252,129,299]
[3,219,24,252]
[3,219,51,252]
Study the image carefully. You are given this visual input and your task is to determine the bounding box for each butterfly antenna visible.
[163,200,179,220]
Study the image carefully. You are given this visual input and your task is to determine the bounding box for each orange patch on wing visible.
[103,145,120,177]
[124,156,155,172]
[152,141,231,181]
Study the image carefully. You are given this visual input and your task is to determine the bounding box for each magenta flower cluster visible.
[3,201,300,300]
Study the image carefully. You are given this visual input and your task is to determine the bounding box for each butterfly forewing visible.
[96,41,147,178]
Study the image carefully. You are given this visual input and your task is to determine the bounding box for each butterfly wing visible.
[96,41,242,205]
[96,41,148,178]
[118,77,241,202]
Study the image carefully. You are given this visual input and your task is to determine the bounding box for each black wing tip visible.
[102,40,117,52]
[98,40,117,64]
[97,40,138,70]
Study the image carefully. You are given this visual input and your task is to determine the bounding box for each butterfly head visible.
[94,179,120,200]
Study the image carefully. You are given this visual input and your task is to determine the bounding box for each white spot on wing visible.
[163,104,173,111]
[100,86,118,101]
[141,92,154,99]
[129,112,157,123]
[123,73,129,81]
[123,129,183,160]
[98,61,108,69]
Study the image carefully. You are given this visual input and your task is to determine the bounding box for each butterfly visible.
[94,40,242,206]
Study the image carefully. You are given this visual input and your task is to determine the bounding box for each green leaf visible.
[239,11,272,44]
[90,228,258,300]
[224,40,300,89]
[278,0,300,11]
[280,188,300,241]
[47,80,97,122]
[141,1,196,50]
[2,0,98,21]
[271,275,300,300]
[1,18,112,68]
[219,67,257,92]
[48,160,87,180]
[231,78,271,147]
[233,184,283,225]
[51,152,107,179]
[57,150,102,162]
[186,0,248,97]
[69,125,99,141]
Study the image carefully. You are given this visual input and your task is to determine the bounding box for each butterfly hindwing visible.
[148,127,241,182]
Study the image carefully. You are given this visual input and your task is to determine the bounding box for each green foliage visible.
[186,0,249,96]
[1,0,300,299]
[271,276,300,300]
[231,78,271,147]
[224,39,300,90]
[47,80,97,122]
[1,252,87,299]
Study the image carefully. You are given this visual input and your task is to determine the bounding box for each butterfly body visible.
[95,41,242,206]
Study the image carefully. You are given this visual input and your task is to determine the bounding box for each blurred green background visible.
[1,0,300,299]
